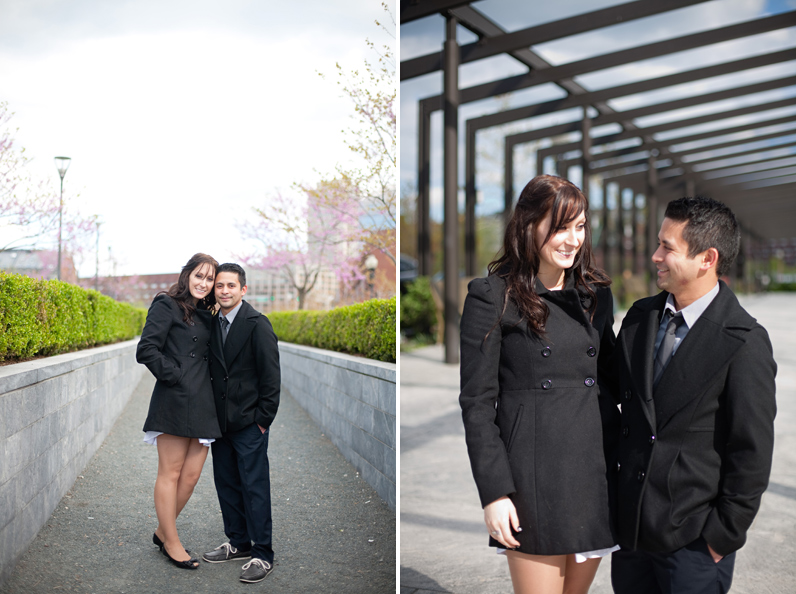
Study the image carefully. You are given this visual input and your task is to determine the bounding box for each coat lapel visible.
[622,292,667,431]
[222,300,258,366]
[654,282,748,430]
[210,313,228,373]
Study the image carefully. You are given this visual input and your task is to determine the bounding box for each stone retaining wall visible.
[278,343,396,510]
[0,340,145,586]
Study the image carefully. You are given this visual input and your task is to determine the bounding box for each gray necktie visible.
[220,316,230,346]
[653,313,684,389]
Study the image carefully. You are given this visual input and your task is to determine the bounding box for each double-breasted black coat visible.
[460,273,621,555]
[137,294,222,439]
[208,300,280,434]
[614,281,777,557]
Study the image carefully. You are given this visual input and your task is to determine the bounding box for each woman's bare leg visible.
[175,439,209,515]
[505,551,601,594]
[154,434,195,564]
[563,555,601,594]
[506,550,566,594]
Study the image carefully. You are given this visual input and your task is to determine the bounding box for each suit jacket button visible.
[649,435,656,445]
[541,347,551,358]
[542,379,552,389]
[624,390,632,401]
[190,352,195,358]
[193,336,198,342]
[623,426,629,437]
[637,470,645,482]
[584,377,595,387]
[587,346,596,357]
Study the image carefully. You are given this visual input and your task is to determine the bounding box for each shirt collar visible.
[220,301,244,326]
[662,282,720,329]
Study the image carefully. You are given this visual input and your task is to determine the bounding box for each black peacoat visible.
[614,281,777,557]
[208,300,280,434]
[460,273,621,555]
[137,294,222,439]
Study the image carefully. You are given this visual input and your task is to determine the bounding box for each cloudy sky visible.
[400,0,796,221]
[1,0,395,276]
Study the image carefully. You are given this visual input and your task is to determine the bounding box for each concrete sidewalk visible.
[400,292,796,594]
[1,374,395,594]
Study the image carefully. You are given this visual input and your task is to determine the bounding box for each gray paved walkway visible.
[1,374,395,593]
[400,292,796,594]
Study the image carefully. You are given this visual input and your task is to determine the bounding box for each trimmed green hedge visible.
[268,297,396,363]
[0,271,147,362]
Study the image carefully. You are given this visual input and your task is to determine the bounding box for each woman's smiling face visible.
[188,263,215,303]
[534,209,586,277]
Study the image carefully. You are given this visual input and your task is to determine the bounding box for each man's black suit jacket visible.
[208,300,281,434]
[615,280,776,557]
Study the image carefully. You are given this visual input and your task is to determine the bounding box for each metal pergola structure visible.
[401,0,796,362]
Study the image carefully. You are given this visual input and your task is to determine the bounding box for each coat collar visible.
[653,281,751,430]
[622,281,753,431]
[210,300,260,368]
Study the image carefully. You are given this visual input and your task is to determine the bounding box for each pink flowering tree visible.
[312,2,396,265]
[240,185,364,310]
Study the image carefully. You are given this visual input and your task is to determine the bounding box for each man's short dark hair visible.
[664,196,740,278]
[217,262,247,287]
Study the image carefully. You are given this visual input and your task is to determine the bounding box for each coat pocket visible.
[506,404,525,454]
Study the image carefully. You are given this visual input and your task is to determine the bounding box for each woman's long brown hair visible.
[487,175,610,337]
[161,253,219,323]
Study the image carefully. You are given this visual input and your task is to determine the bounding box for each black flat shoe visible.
[162,545,200,570]
[153,533,190,553]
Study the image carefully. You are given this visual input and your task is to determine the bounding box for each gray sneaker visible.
[240,558,273,583]
[202,542,252,563]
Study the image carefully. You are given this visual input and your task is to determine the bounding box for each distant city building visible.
[77,273,178,308]
[0,249,78,284]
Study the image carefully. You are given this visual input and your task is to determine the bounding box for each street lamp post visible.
[54,156,71,281]
[93,216,101,291]
[365,254,378,300]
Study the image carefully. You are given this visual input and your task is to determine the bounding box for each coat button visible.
[193,336,198,342]
[210,377,214,381]
[541,347,551,358]
[623,426,629,437]
[224,376,228,381]
[587,346,596,357]
[207,341,210,346]
[624,390,632,401]
[203,355,208,361]
[190,352,195,358]
[221,393,226,400]
[649,435,656,445]
[637,470,645,482]
[584,377,595,387]
[542,379,552,389]
[615,461,621,472]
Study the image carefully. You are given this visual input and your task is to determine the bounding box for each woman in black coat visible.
[460,175,620,594]
[136,253,222,569]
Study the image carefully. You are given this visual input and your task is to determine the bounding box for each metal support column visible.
[417,101,432,276]
[581,108,591,200]
[443,14,460,365]
[465,121,476,275]
[646,154,659,292]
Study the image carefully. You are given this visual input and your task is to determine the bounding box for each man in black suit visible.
[612,197,777,594]
[201,263,281,584]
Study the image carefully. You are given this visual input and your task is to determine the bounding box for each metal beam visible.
[400,0,471,24]
[401,0,719,79]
